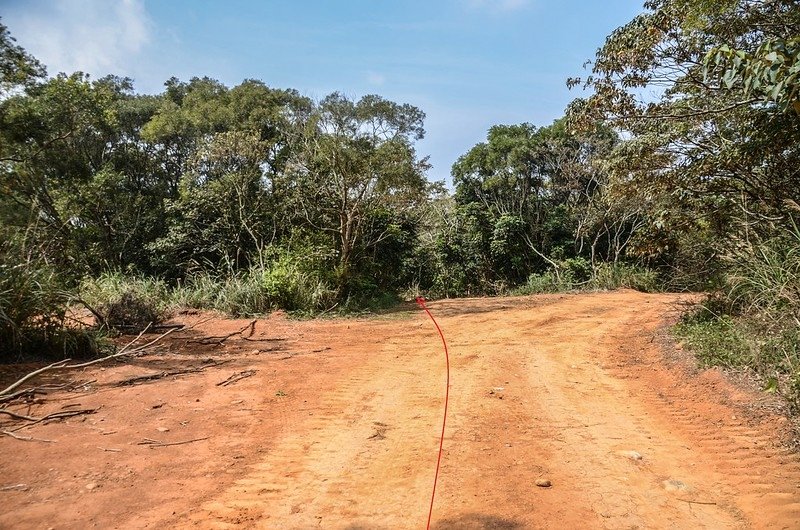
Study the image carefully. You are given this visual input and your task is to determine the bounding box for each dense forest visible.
[1,2,799,403]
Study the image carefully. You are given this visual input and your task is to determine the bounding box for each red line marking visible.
[416,296,450,530]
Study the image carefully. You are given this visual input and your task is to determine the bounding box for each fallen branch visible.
[216,370,257,387]
[0,409,39,422]
[67,324,178,369]
[35,408,99,422]
[5,408,100,432]
[188,320,257,346]
[108,324,185,332]
[137,436,209,448]
[115,360,230,387]
[0,360,70,397]
[1,430,55,443]
[68,297,107,329]
[0,387,41,404]
[0,379,96,404]
[98,447,121,452]
[0,316,213,415]
[0,324,177,403]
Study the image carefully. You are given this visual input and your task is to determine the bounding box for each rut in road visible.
[190,291,800,529]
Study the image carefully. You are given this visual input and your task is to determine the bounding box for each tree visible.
[0,19,45,94]
[285,92,430,295]
[0,72,174,274]
[569,0,800,282]
[152,130,276,272]
[705,37,800,115]
[450,118,617,284]
[140,77,312,274]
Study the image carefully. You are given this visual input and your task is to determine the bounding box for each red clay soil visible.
[1,291,799,529]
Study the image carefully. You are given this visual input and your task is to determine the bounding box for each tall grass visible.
[1,259,102,361]
[81,256,338,319]
[726,223,800,317]
[676,222,800,410]
[513,260,661,295]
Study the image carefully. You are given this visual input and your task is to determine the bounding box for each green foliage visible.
[0,243,101,360]
[283,92,430,296]
[591,263,661,292]
[675,225,800,409]
[260,247,337,312]
[725,223,800,315]
[705,37,800,114]
[80,245,339,317]
[676,306,800,410]
[570,0,800,407]
[0,19,45,93]
[514,261,660,295]
[81,272,168,330]
[514,270,573,295]
[675,313,754,369]
[448,118,619,292]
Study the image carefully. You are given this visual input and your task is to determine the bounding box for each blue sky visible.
[3,0,644,184]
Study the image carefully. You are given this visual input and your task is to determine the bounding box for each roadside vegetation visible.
[1,2,799,405]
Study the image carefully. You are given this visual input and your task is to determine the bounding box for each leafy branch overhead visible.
[705,37,800,114]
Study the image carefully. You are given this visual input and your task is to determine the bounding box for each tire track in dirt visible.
[600,296,800,529]
[182,291,800,529]
[187,324,446,529]
[430,294,741,529]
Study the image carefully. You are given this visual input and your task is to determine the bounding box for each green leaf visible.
[723,69,736,89]
[769,80,785,101]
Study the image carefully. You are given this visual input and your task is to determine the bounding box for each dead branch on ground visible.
[679,499,718,505]
[188,320,257,346]
[137,436,209,447]
[216,370,257,387]
[0,484,28,492]
[0,379,96,405]
[0,315,217,404]
[1,430,56,443]
[68,297,107,329]
[1,407,99,432]
[115,360,230,387]
[0,409,39,422]
[0,316,216,424]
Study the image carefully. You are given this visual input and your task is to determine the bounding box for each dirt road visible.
[2,291,799,529]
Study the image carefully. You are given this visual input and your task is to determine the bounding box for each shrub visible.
[590,263,661,292]
[102,291,163,332]
[561,257,593,284]
[512,261,660,296]
[675,311,754,369]
[676,304,800,409]
[514,270,574,295]
[81,272,167,331]
[1,259,102,360]
[725,223,800,316]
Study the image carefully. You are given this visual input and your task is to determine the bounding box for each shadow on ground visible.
[431,512,524,529]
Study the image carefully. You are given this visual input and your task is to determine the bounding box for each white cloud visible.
[467,0,531,12]
[5,0,152,78]
[366,72,386,86]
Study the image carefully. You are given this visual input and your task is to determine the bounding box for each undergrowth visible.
[1,255,105,361]
[675,224,800,411]
[513,261,661,295]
